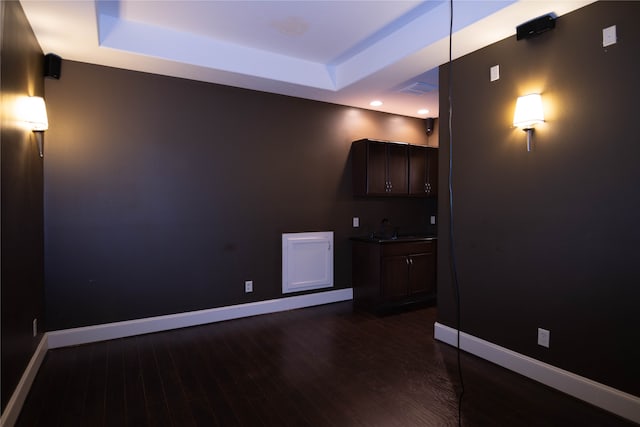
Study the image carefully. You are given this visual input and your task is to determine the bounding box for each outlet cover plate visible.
[245,280,253,293]
[537,328,550,348]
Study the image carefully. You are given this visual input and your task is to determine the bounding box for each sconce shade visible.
[513,93,544,129]
[24,96,49,131]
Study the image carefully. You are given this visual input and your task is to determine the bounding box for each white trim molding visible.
[48,288,353,349]
[434,322,640,424]
[0,335,49,427]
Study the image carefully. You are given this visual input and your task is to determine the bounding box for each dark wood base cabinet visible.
[351,238,437,312]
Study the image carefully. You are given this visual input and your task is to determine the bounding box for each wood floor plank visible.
[152,333,198,427]
[104,338,129,426]
[120,336,149,426]
[16,349,70,426]
[15,302,637,427]
[56,344,93,426]
[82,340,109,425]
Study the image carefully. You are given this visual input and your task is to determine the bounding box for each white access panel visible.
[282,231,334,294]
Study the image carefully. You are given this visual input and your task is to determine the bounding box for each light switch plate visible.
[603,25,617,47]
[430,215,436,225]
[353,217,359,228]
[490,65,500,82]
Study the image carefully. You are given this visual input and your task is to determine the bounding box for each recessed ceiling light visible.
[369,100,383,107]
[418,109,430,115]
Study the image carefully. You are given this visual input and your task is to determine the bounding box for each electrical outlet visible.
[33,318,38,337]
[537,328,550,348]
[245,280,253,293]
[353,217,359,228]
[430,215,436,225]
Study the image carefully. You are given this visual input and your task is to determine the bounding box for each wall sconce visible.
[23,96,49,158]
[513,93,544,152]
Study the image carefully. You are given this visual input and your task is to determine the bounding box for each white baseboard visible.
[433,322,640,424]
[48,288,353,349]
[0,335,49,427]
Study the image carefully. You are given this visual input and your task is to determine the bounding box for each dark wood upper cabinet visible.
[363,141,388,195]
[408,145,438,197]
[352,139,408,196]
[353,139,437,197]
[386,143,409,195]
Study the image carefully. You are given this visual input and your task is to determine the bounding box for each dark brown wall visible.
[0,0,46,411]
[437,1,640,396]
[43,60,436,330]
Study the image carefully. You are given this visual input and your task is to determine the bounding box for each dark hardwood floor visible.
[16,302,635,426]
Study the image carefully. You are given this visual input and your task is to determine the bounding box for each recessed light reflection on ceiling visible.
[418,109,429,115]
[369,100,383,107]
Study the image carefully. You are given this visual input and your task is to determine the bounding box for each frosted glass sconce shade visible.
[20,96,49,158]
[24,96,49,131]
[513,93,544,152]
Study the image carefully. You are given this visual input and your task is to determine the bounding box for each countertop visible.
[350,234,437,244]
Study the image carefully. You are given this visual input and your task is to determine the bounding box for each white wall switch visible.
[490,65,500,81]
[537,328,550,348]
[430,215,436,225]
[245,280,253,293]
[353,217,359,228]
[603,25,617,47]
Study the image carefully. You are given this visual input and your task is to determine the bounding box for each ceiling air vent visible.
[399,82,437,96]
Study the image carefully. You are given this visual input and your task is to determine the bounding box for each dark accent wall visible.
[43,60,436,330]
[437,1,639,396]
[0,0,46,412]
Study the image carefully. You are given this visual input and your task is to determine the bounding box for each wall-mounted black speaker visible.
[44,53,62,79]
[425,117,435,135]
[516,14,556,40]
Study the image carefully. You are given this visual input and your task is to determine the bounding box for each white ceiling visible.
[21,0,594,118]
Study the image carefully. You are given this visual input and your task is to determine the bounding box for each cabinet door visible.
[387,143,408,194]
[408,145,427,196]
[382,255,409,299]
[367,142,388,195]
[407,252,436,295]
[409,146,438,197]
[426,147,438,197]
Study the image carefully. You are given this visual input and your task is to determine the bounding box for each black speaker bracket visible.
[516,13,556,40]
[44,53,62,79]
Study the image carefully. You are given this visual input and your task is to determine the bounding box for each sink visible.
[365,234,436,242]
[351,233,437,243]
